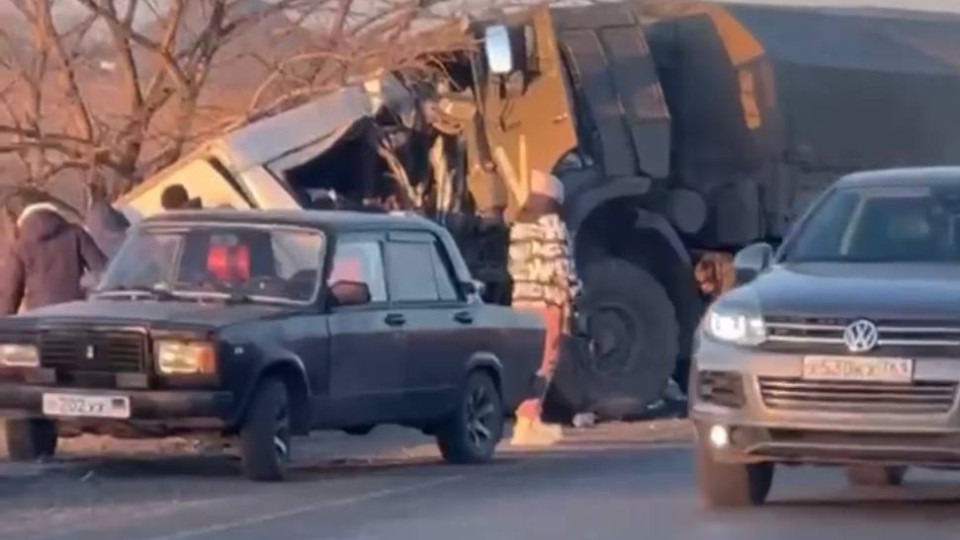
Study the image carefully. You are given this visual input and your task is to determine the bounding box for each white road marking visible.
[143,474,465,540]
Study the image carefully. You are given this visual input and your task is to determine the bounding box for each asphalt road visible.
[2,422,960,540]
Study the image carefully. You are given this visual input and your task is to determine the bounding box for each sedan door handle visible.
[453,311,474,325]
[384,313,406,327]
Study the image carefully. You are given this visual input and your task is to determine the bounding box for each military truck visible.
[117,1,960,420]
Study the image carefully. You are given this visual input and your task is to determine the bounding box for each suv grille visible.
[39,330,146,373]
[764,317,960,356]
[758,377,958,414]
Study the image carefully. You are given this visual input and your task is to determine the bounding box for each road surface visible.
[1,421,960,539]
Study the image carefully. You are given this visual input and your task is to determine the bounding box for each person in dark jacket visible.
[0,202,107,314]
[85,183,130,259]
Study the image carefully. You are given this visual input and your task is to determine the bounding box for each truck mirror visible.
[733,242,774,285]
[484,25,514,75]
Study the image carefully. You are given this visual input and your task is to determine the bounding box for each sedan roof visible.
[141,209,444,234]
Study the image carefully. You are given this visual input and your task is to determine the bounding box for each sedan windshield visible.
[97,224,324,304]
[784,184,960,263]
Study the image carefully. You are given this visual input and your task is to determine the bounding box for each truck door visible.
[476,5,579,219]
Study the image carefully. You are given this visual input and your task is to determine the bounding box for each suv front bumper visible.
[691,340,960,467]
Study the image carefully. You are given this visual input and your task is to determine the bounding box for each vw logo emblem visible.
[843,319,879,353]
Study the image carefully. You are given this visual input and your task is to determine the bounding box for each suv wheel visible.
[846,465,906,487]
[695,435,773,508]
[436,371,503,464]
[5,418,57,462]
[240,378,292,482]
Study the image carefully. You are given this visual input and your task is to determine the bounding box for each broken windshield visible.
[97,224,325,305]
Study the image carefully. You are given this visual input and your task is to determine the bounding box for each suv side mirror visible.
[733,242,774,285]
[328,280,371,308]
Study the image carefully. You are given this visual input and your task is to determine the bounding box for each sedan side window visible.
[328,239,387,304]
[431,241,461,302]
[385,241,441,303]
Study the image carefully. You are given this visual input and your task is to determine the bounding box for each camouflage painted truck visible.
[116,1,960,420]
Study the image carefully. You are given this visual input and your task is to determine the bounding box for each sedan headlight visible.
[155,341,216,375]
[0,344,39,368]
[704,305,767,346]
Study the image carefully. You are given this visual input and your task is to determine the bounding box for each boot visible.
[511,417,562,447]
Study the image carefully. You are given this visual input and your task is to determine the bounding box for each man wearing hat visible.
[508,169,581,446]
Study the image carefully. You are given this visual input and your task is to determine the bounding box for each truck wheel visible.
[5,418,57,462]
[574,259,679,419]
[436,371,503,464]
[240,378,292,482]
[696,435,773,508]
[846,465,906,487]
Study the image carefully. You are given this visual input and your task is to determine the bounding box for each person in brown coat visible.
[0,201,107,315]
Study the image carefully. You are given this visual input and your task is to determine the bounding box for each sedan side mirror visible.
[328,280,371,308]
[733,242,774,285]
[462,279,486,298]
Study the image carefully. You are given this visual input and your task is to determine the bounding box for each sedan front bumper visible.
[0,384,234,432]
[690,339,960,467]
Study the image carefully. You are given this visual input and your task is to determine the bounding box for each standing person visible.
[509,170,581,446]
[85,183,130,259]
[160,184,201,211]
[0,197,107,315]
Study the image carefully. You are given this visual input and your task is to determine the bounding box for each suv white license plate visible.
[42,393,131,419]
[802,356,914,383]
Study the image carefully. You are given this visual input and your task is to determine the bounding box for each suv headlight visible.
[704,304,766,346]
[0,344,39,368]
[155,341,216,375]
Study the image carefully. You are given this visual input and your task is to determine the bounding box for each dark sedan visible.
[691,167,960,507]
[0,210,544,481]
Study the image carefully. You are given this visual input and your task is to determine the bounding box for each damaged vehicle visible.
[0,209,543,481]
[118,1,960,420]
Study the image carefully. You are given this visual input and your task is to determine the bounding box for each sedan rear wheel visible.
[437,372,503,464]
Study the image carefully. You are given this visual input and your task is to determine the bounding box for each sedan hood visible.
[12,299,295,329]
[747,263,960,320]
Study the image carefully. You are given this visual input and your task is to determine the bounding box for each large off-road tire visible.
[436,371,504,464]
[240,378,292,482]
[846,465,906,487]
[569,259,679,419]
[5,418,58,462]
[695,434,774,508]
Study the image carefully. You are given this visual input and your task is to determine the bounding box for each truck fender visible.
[563,175,653,233]
[633,208,692,267]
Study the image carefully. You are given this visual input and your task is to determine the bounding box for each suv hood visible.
[747,263,960,320]
[10,300,294,329]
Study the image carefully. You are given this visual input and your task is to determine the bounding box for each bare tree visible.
[0,0,474,200]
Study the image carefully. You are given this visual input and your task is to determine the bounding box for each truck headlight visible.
[0,344,39,367]
[704,305,766,346]
[156,341,216,375]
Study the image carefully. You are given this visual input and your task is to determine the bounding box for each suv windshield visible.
[784,184,960,263]
[97,224,324,304]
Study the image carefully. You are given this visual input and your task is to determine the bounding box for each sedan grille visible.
[758,377,958,414]
[39,330,146,373]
